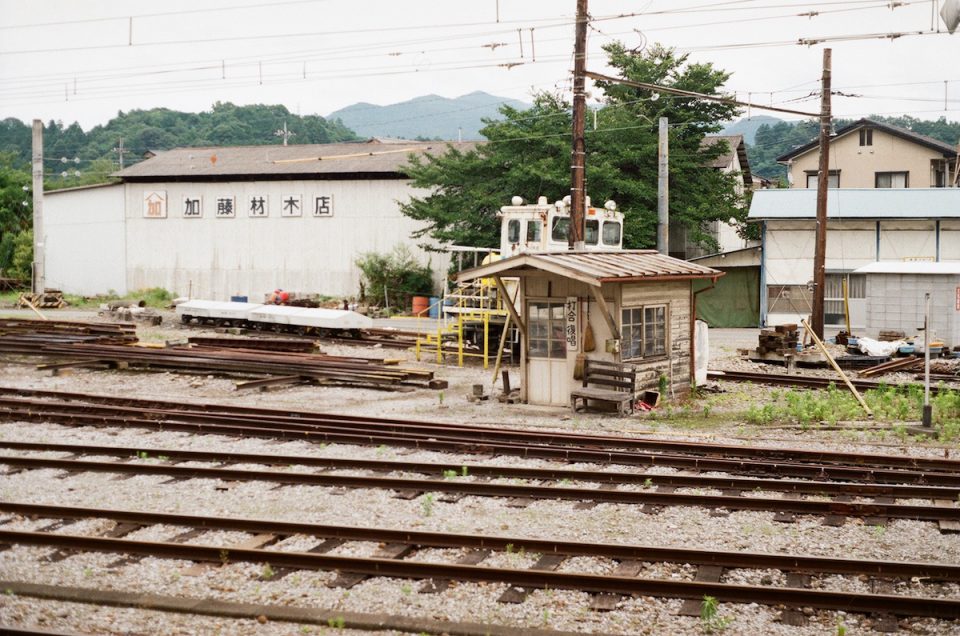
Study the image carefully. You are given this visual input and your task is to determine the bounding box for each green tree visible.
[399,43,746,252]
[4,228,32,280]
[0,153,31,259]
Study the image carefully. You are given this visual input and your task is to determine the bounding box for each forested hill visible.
[0,103,359,188]
[747,115,960,182]
[327,91,530,141]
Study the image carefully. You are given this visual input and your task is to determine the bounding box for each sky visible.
[1,0,958,131]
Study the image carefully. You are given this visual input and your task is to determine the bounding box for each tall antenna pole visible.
[31,119,44,295]
[569,0,588,250]
[811,48,832,340]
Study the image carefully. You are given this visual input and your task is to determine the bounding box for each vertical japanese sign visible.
[143,191,167,218]
[215,196,236,218]
[248,195,268,218]
[564,296,579,351]
[182,196,202,218]
[313,194,333,217]
[281,194,302,217]
[956,286,960,311]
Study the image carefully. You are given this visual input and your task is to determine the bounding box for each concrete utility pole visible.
[810,48,832,340]
[657,117,669,255]
[113,136,126,169]
[568,0,588,250]
[31,119,44,295]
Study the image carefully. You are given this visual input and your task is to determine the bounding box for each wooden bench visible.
[569,359,638,416]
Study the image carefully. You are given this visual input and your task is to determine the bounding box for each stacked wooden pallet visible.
[17,289,67,309]
[756,324,799,355]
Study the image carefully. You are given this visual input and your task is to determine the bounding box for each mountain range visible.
[327,91,529,141]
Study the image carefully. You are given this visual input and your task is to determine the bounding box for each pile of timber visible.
[756,324,799,355]
[18,289,66,309]
[0,277,27,292]
[0,319,137,353]
[0,319,442,392]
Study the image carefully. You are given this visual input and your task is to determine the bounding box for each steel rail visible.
[4,502,958,581]
[707,370,953,395]
[3,389,959,473]
[2,529,959,618]
[3,440,958,500]
[4,404,960,487]
[2,454,957,522]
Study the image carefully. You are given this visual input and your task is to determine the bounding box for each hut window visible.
[621,305,667,360]
[507,219,521,244]
[602,221,621,246]
[528,301,567,359]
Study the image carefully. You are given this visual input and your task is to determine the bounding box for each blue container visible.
[428,296,441,319]
[230,295,248,303]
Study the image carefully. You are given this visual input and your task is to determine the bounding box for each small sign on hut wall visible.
[143,191,167,218]
[564,296,579,351]
[956,286,960,311]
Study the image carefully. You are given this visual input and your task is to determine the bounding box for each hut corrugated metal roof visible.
[457,250,721,286]
[113,139,478,179]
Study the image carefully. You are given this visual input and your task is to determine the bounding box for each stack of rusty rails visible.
[2,502,960,623]
[185,336,318,353]
[22,342,436,391]
[858,356,922,378]
[0,318,137,354]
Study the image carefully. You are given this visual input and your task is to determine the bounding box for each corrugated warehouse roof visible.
[113,139,478,179]
[748,188,960,220]
[457,250,721,286]
[854,261,960,275]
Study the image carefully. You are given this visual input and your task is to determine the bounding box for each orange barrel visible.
[412,295,430,316]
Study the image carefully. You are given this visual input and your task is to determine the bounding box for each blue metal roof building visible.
[748,188,960,221]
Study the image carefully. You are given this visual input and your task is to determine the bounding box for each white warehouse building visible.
[43,139,467,300]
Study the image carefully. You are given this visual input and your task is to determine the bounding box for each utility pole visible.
[31,119,44,295]
[657,117,669,255]
[568,0,588,250]
[810,48,832,340]
[113,136,126,169]
[274,121,295,146]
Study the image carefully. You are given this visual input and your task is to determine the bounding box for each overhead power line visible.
[583,71,820,117]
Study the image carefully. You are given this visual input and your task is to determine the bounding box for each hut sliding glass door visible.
[527,300,568,405]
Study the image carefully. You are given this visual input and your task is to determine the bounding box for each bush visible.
[356,245,433,310]
[8,230,32,281]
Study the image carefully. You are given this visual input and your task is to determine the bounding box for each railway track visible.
[707,369,955,394]
[2,502,959,621]
[2,440,959,526]
[2,387,958,482]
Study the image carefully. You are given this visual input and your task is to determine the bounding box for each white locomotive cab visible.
[499,196,623,255]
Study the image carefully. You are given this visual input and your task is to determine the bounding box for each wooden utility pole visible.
[568,0,588,250]
[31,119,44,295]
[657,117,669,255]
[810,48,832,340]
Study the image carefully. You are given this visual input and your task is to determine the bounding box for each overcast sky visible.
[1,0,958,131]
